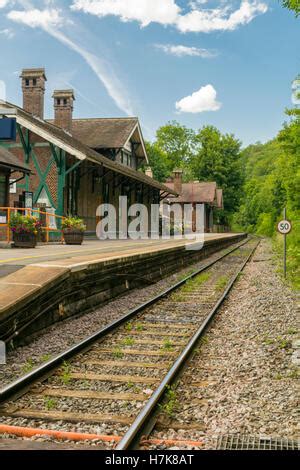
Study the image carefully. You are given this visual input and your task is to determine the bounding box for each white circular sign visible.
[277,220,292,234]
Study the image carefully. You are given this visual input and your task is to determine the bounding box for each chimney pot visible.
[53,89,75,132]
[173,168,183,194]
[20,68,47,119]
[145,166,153,178]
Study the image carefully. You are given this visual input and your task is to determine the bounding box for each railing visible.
[0,207,66,243]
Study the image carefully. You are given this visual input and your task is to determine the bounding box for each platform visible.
[0,233,246,346]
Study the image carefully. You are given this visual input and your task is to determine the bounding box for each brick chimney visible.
[20,68,47,119]
[145,167,153,178]
[53,89,75,132]
[173,168,183,194]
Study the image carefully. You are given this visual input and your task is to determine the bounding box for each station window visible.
[56,98,61,106]
[121,150,132,167]
[25,79,30,87]
[63,98,67,105]
[32,78,37,86]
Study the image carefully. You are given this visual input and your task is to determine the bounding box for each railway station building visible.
[164,169,224,233]
[0,68,176,240]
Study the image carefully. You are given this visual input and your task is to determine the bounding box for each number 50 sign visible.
[277,220,292,235]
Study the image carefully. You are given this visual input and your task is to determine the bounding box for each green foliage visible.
[112,347,124,359]
[191,126,243,222]
[9,213,42,234]
[215,275,229,291]
[146,122,243,223]
[61,361,72,385]
[44,397,57,410]
[121,337,135,346]
[62,216,86,232]
[159,385,180,417]
[162,339,174,351]
[281,0,300,16]
[233,100,299,288]
[155,121,196,171]
[22,358,35,374]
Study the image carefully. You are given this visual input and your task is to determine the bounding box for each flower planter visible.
[13,232,37,248]
[63,230,84,245]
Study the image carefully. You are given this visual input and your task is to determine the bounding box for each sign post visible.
[277,208,292,279]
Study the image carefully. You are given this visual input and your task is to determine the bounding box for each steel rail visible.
[0,235,249,404]
[116,239,259,450]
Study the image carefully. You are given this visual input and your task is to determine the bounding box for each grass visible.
[135,323,144,331]
[177,269,195,281]
[171,293,185,302]
[44,397,57,410]
[22,358,35,374]
[215,275,229,291]
[181,272,211,293]
[161,339,174,351]
[122,337,135,347]
[158,385,180,418]
[287,368,299,379]
[263,336,292,350]
[272,233,300,291]
[125,322,133,332]
[126,381,141,393]
[40,354,51,363]
[286,327,298,335]
[112,347,124,359]
[61,361,72,385]
[263,337,275,345]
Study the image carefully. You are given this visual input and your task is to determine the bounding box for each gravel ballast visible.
[147,239,299,450]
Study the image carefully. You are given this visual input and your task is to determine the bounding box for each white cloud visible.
[71,0,268,33]
[7,8,68,28]
[7,7,134,115]
[155,44,216,58]
[0,0,10,8]
[0,28,14,38]
[177,0,268,33]
[175,84,221,113]
[71,0,180,27]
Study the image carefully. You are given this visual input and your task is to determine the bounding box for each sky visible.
[0,0,299,146]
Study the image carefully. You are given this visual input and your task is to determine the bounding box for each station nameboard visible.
[0,118,16,140]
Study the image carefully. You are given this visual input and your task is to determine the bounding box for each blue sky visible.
[0,0,299,146]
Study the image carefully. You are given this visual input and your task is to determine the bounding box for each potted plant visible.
[9,213,42,248]
[62,216,86,245]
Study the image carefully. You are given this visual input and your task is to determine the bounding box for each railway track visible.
[0,237,259,450]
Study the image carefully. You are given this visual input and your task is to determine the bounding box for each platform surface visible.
[0,234,241,269]
[0,234,244,317]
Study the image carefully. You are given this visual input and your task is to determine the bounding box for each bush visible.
[61,216,86,232]
[9,213,42,234]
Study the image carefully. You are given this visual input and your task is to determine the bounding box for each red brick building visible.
[0,68,176,237]
[164,169,224,233]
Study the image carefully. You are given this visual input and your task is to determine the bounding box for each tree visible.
[281,0,300,16]
[145,141,169,182]
[155,121,196,173]
[191,126,243,220]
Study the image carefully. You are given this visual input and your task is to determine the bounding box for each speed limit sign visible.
[277,220,292,234]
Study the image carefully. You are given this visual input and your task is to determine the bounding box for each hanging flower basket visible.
[62,216,86,245]
[9,213,42,249]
